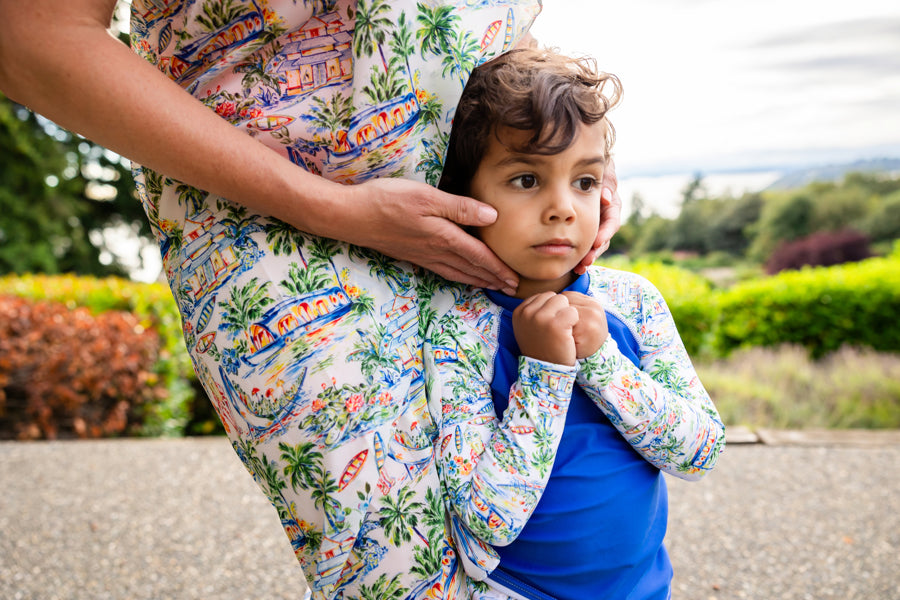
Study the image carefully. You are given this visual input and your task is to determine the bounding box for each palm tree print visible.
[234,48,282,100]
[348,323,398,382]
[265,218,308,256]
[280,261,332,296]
[389,12,417,95]
[175,183,206,214]
[217,277,274,350]
[361,62,409,105]
[194,0,250,32]
[415,3,459,57]
[353,0,393,72]
[280,440,323,491]
[259,451,293,520]
[355,573,407,600]
[363,251,410,293]
[413,95,444,135]
[303,0,338,15]
[304,92,354,150]
[420,486,447,544]
[379,484,426,546]
[310,463,343,529]
[415,132,448,186]
[308,236,343,285]
[441,28,480,89]
[410,541,444,582]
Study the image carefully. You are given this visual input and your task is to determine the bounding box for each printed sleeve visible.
[425,322,574,548]
[577,278,725,481]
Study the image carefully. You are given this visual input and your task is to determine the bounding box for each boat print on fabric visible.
[163,208,261,320]
[288,92,422,182]
[219,283,354,442]
[171,6,266,85]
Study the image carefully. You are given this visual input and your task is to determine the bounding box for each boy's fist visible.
[512,292,579,366]
[561,291,609,359]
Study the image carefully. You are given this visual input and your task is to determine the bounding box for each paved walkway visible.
[2,432,898,600]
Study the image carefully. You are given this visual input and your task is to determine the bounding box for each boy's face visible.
[470,122,606,298]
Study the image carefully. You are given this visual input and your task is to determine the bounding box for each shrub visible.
[0,274,194,435]
[765,229,872,274]
[697,345,900,429]
[0,296,168,439]
[714,256,900,358]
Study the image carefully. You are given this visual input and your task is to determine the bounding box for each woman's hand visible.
[342,178,519,293]
[575,157,622,273]
[511,292,579,366]
[561,292,609,359]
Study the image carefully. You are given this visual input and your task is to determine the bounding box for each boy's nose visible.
[543,188,577,223]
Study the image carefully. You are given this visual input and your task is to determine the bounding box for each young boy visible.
[424,48,726,600]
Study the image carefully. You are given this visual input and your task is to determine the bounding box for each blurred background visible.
[1,0,899,440]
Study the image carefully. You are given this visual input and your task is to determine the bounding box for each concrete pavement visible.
[2,431,898,599]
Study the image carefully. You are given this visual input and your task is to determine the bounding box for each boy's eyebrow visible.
[495,153,608,168]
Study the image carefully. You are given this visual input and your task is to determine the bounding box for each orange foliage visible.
[0,295,166,439]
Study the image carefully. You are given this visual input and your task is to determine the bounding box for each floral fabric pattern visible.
[128,1,540,599]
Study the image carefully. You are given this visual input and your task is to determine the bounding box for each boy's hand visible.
[512,292,579,366]
[561,292,609,359]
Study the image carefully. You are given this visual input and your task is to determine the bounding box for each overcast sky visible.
[530,0,900,177]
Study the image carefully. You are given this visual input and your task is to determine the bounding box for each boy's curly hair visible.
[439,47,622,196]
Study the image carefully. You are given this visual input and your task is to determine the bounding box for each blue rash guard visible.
[484,274,672,600]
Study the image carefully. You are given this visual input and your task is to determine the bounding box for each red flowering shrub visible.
[766,229,872,274]
[0,296,167,440]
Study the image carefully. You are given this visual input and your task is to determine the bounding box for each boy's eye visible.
[575,177,597,192]
[512,174,537,189]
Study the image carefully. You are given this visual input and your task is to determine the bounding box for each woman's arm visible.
[0,0,518,290]
[577,275,725,480]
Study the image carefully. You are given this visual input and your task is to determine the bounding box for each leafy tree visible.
[862,189,900,244]
[631,214,675,255]
[747,193,814,262]
[0,94,151,276]
[703,193,763,255]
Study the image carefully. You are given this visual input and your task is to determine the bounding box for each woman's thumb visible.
[441,193,497,227]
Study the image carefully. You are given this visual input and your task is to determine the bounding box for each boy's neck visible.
[511,271,578,299]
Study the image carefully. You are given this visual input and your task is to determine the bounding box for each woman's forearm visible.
[0,0,349,238]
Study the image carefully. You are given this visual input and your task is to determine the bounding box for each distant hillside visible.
[767,158,900,190]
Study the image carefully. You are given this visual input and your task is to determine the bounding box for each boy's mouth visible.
[532,239,575,255]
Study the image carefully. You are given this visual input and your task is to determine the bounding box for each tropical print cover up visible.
[129,1,540,599]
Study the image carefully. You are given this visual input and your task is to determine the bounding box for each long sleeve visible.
[577,270,725,481]
[426,316,575,546]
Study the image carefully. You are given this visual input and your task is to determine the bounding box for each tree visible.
[703,193,763,255]
[747,193,814,262]
[0,94,151,277]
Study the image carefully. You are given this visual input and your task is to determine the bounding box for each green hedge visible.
[713,256,900,358]
[0,274,193,435]
[3,251,898,435]
[624,261,719,357]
